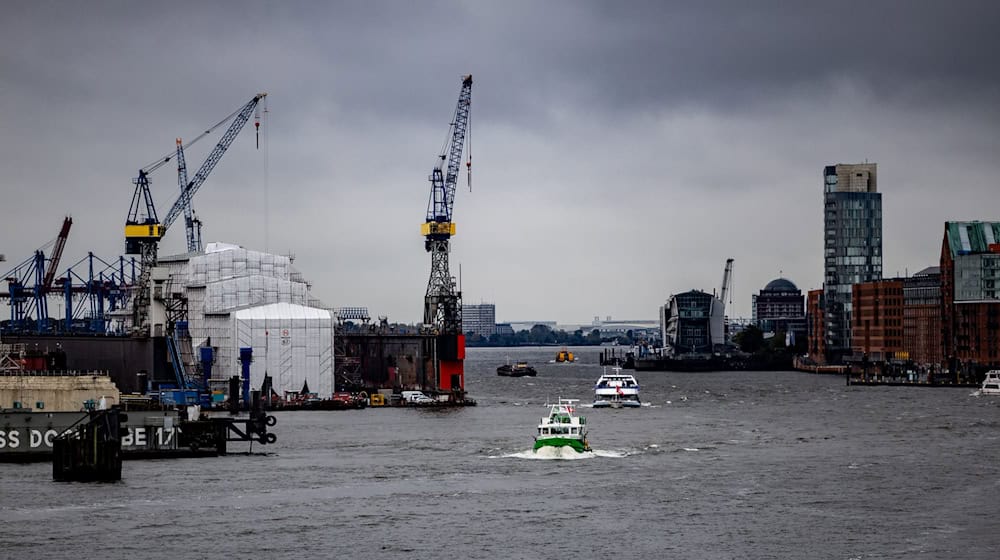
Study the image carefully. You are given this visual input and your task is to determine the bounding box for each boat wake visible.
[493,447,633,460]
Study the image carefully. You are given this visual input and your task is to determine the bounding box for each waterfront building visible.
[903,267,942,367]
[661,290,725,355]
[806,289,826,362]
[752,278,806,342]
[851,279,905,364]
[461,303,496,337]
[940,222,1000,373]
[823,163,883,363]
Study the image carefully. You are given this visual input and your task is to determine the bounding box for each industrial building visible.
[940,221,1000,375]
[823,163,882,363]
[160,242,334,397]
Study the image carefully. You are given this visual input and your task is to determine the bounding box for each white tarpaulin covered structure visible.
[234,303,334,397]
[161,243,334,397]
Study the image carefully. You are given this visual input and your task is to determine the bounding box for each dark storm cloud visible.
[2,1,998,322]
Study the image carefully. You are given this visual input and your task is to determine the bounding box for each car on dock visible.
[401,391,435,404]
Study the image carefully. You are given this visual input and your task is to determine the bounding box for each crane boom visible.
[720,258,734,310]
[423,75,472,238]
[124,92,267,336]
[162,93,267,232]
[43,216,73,291]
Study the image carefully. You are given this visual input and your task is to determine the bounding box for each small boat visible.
[533,398,590,454]
[981,370,1000,395]
[592,367,641,408]
[497,360,537,377]
[555,348,575,363]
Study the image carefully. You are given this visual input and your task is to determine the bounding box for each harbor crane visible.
[125,93,267,335]
[719,257,734,312]
[422,75,472,394]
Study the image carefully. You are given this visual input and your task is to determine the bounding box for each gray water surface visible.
[2,346,998,559]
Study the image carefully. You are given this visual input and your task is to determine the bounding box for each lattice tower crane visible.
[125,93,266,335]
[421,75,472,394]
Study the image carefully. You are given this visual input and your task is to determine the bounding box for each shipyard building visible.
[161,243,334,397]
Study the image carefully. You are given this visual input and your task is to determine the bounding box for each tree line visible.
[465,324,628,347]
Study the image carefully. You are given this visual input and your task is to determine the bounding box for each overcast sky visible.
[2,1,998,325]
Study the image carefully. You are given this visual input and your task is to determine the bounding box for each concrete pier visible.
[0,372,120,412]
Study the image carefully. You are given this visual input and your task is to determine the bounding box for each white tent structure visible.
[161,243,334,397]
[234,303,333,397]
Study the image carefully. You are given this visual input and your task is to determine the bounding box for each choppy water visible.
[2,346,999,559]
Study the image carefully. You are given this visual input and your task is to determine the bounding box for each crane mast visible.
[422,75,472,395]
[124,92,266,336]
[423,75,472,331]
[175,139,203,254]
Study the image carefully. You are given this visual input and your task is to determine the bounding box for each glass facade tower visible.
[823,163,882,362]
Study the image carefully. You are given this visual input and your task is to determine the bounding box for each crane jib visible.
[423,77,472,227]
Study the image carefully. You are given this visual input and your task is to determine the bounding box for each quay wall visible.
[0,374,121,412]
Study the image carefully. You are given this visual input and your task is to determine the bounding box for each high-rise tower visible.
[823,163,882,362]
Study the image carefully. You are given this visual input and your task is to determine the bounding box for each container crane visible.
[125,92,267,335]
[421,75,472,395]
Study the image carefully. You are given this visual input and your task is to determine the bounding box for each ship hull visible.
[533,437,589,453]
[0,409,183,462]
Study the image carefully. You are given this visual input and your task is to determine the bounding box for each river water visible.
[2,346,999,559]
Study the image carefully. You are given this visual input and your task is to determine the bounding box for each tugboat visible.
[497,360,537,377]
[555,348,575,363]
[533,398,590,454]
[592,367,641,408]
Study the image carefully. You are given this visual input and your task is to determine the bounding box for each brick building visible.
[903,267,941,367]
[940,222,1000,375]
[806,289,826,363]
[851,279,905,363]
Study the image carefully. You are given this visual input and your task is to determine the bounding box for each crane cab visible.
[421,221,456,237]
[125,222,164,254]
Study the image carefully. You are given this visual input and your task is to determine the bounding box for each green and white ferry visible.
[533,398,591,454]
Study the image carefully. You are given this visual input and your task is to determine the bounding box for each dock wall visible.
[0,374,121,412]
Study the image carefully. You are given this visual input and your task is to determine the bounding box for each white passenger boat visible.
[533,398,590,454]
[593,367,641,408]
[981,370,1000,395]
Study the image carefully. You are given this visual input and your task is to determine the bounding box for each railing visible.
[0,369,111,377]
